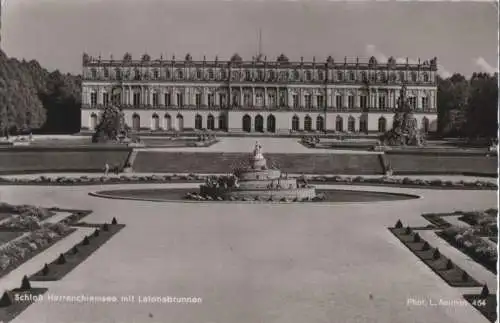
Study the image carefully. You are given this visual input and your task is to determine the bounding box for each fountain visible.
[198,142,318,201]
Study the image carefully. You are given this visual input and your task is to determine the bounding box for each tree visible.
[20,275,31,290]
[465,73,498,139]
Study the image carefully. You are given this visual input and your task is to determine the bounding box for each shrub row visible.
[184,192,325,202]
[0,174,496,190]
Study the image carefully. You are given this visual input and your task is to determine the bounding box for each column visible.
[264,88,268,107]
[417,90,422,111]
[149,88,154,106]
[375,88,379,110]
[288,89,293,109]
[159,88,165,106]
[129,86,133,105]
[355,90,360,108]
[215,90,220,106]
[312,92,317,109]
[343,89,348,109]
[240,87,244,108]
[252,87,255,106]
[173,89,178,106]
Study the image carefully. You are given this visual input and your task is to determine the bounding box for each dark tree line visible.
[437,72,498,139]
[0,50,81,135]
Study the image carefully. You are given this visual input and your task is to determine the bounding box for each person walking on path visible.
[104,163,110,177]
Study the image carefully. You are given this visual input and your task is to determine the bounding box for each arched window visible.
[195,114,203,130]
[347,116,356,132]
[422,117,430,133]
[176,114,184,131]
[218,114,226,131]
[267,115,276,133]
[304,115,312,131]
[132,114,140,131]
[255,115,264,132]
[90,113,98,130]
[359,116,368,133]
[316,116,325,132]
[176,69,184,79]
[242,115,251,132]
[292,115,300,131]
[335,116,343,132]
[164,114,172,131]
[152,114,160,130]
[207,114,215,130]
[378,117,387,133]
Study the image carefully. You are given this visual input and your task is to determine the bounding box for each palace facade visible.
[81,53,438,134]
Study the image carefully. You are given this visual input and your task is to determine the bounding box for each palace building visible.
[81,53,438,134]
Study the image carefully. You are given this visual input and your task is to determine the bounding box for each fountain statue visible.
[196,143,318,201]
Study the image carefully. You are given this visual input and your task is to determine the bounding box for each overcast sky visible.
[2,0,498,77]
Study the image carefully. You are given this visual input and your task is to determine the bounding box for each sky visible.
[2,0,498,77]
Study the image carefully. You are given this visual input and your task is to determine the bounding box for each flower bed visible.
[0,214,42,231]
[457,209,498,237]
[0,223,75,279]
[31,223,125,281]
[0,202,54,220]
[437,226,497,274]
[389,224,481,287]
[0,174,496,190]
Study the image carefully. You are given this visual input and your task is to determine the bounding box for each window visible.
[268,93,276,107]
[220,70,226,80]
[258,70,264,81]
[152,93,158,106]
[378,117,387,132]
[316,116,325,131]
[379,96,386,109]
[134,69,141,80]
[165,93,171,106]
[318,71,324,81]
[348,95,355,109]
[399,71,405,81]
[348,117,355,132]
[349,72,355,81]
[268,70,275,81]
[133,92,141,106]
[103,93,109,106]
[91,69,97,79]
[195,93,202,107]
[208,69,214,79]
[165,69,171,79]
[279,91,286,107]
[103,69,109,78]
[90,92,97,106]
[304,116,312,131]
[177,93,184,106]
[176,69,184,79]
[256,93,263,107]
[279,71,288,81]
[305,95,312,109]
[115,69,122,80]
[317,95,324,108]
[244,93,251,106]
[411,72,417,82]
[305,71,312,81]
[153,69,159,79]
[409,97,417,110]
[379,72,386,82]
[360,96,368,109]
[337,72,343,81]
[207,115,215,130]
[195,115,203,130]
[335,116,343,131]
[208,94,214,107]
[423,73,429,82]
[196,69,202,79]
[245,70,251,80]
[293,70,300,80]
[361,71,367,82]
[292,115,300,131]
[336,95,343,108]
[422,97,429,110]
[293,95,299,108]
[219,94,226,107]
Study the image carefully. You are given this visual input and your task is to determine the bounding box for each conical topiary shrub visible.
[413,233,421,243]
[82,236,90,246]
[57,253,66,265]
[395,219,403,229]
[72,246,78,254]
[0,291,13,307]
[42,263,50,276]
[103,223,109,232]
[432,248,441,260]
[480,285,490,298]
[462,271,469,282]
[93,229,100,237]
[422,241,430,251]
[405,226,412,235]
[445,259,453,270]
[20,275,31,290]
[111,217,118,225]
